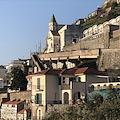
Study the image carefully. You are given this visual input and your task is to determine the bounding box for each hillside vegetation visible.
[82,1,120,30]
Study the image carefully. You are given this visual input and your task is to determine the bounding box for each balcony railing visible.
[35,100,44,106]
[47,100,62,104]
[32,85,44,91]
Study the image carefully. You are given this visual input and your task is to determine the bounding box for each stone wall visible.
[10,90,32,109]
[63,33,105,51]
[0,91,32,109]
[0,93,8,106]
[46,104,71,117]
[98,49,120,71]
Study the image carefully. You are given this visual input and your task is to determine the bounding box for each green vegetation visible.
[77,59,97,69]
[82,16,108,30]
[10,66,28,91]
[43,86,120,120]
[82,1,120,30]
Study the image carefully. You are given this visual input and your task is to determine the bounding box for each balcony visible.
[61,84,72,90]
[32,85,44,91]
[47,100,62,105]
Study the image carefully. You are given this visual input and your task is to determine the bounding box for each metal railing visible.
[47,100,62,104]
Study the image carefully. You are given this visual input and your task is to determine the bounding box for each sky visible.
[0,0,105,65]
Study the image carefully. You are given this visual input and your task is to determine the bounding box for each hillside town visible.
[1,0,120,119]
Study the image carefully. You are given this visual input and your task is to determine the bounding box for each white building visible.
[1,100,31,120]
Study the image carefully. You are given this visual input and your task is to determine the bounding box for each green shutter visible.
[39,93,42,105]
[37,78,40,89]
[35,94,39,104]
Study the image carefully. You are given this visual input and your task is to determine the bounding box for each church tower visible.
[49,14,58,31]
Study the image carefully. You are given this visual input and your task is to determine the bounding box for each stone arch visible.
[97,85,101,90]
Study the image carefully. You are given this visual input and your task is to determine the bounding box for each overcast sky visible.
[0,0,105,65]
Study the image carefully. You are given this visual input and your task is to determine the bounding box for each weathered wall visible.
[63,24,120,51]
[98,49,120,71]
[0,91,32,108]
[63,33,105,51]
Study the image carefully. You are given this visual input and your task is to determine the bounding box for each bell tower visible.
[49,14,58,31]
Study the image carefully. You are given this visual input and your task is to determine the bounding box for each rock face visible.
[103,0,120,8]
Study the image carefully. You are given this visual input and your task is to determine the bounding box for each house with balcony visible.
[29,67,107,120]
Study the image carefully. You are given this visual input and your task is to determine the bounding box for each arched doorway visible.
[37,108,42,120]
[64,92,69,104]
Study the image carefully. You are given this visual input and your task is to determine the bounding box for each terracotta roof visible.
[26,75,32,79]
[59,69,66,75]
[18,109,25,114]
[32,69,49,75]
[60,68,77,75]
[59,67,105,75]
[3,100,24,105]
[32,69,61,75]
[75,67,89,74]
[31,67,105,76]
[75,67,105,75]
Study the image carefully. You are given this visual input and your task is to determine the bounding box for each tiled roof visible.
[26,75,32,79]
[75,67,89,74]
[60,68,77,75]
[31,67,105,76]
[3,100,24,105]
[18,109,25,114]
[18,108,31,114]
[32,69,49,75]
[60,67,105,75]
[32,69,61,75]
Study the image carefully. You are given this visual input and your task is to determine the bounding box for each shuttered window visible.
[35,93,42,105]
[37,78,40,89]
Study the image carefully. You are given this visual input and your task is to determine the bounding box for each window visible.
[78,92,80,99]
[78,77,81,82]
[37,78,40,89]
[73,39,76,43]
[63,77,65,84]
[12,105,15,107]
[35,93,42,105]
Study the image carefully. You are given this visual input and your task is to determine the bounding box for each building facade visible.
[29,67,107,120]
[1,100,31,120]
[45,14,83,53]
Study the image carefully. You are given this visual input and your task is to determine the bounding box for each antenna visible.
[38,42,40,53]
[36,44,37,53]
[40,41,41,54]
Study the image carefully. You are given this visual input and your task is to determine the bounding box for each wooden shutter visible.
[39,93,42,105]
[37,78,40,89]
[35,94,38,104]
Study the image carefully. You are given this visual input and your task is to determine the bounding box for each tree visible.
[11,66,28,91]
[23,61,29,76]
